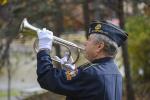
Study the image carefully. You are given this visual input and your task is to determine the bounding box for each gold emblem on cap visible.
[95,24,101,30]
[94,24,101,32]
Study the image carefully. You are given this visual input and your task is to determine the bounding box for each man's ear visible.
[96,42,104,53]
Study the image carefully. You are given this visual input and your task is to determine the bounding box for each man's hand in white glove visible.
[37,28,53,51]
[64,57,76,71]
[54,53,78,80]
[53,53,76,71]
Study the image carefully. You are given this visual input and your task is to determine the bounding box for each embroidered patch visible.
[66,70,72,80]
[65,69,78,80]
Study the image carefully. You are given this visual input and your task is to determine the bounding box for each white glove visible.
[54,53,76,71]
[37,28,53,50]
[64,56,76,71]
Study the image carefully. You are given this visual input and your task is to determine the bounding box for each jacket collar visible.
[91,57,113,64]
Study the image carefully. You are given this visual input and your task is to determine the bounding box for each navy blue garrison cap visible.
[88,20,128,47]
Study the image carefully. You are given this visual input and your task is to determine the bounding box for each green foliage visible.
[126,16,150,81]
[0,90,20,97]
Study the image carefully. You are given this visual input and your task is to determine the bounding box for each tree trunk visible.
[117,0,135,100]
[82,0,90,39]
[6,38,12,100]
[93,0,105,20]
[53,0,64,58]
[0,37,12,100]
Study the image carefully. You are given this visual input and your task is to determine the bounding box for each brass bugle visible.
[19,18,85,64]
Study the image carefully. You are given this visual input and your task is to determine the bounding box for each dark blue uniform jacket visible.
[37,50,122,100]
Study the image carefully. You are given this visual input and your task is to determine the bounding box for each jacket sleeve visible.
[36,50,84,96]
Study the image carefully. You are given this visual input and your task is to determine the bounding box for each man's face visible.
[84,34,103,61]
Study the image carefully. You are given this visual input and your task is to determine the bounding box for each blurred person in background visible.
[36,20,128,100]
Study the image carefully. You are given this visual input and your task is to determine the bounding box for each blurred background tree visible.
[126,16,150,81]
[125,0,150,99]
[0,0,89,68]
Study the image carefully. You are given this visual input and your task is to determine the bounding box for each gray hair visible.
[92,34,118,57]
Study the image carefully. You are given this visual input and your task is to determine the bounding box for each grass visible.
[0,90,20,97]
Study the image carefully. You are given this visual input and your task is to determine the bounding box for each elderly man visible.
[36,20,128,100]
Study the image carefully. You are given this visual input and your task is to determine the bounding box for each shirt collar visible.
[91,57,113,64]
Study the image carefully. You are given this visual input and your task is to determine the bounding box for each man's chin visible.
[83,55,91,62]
